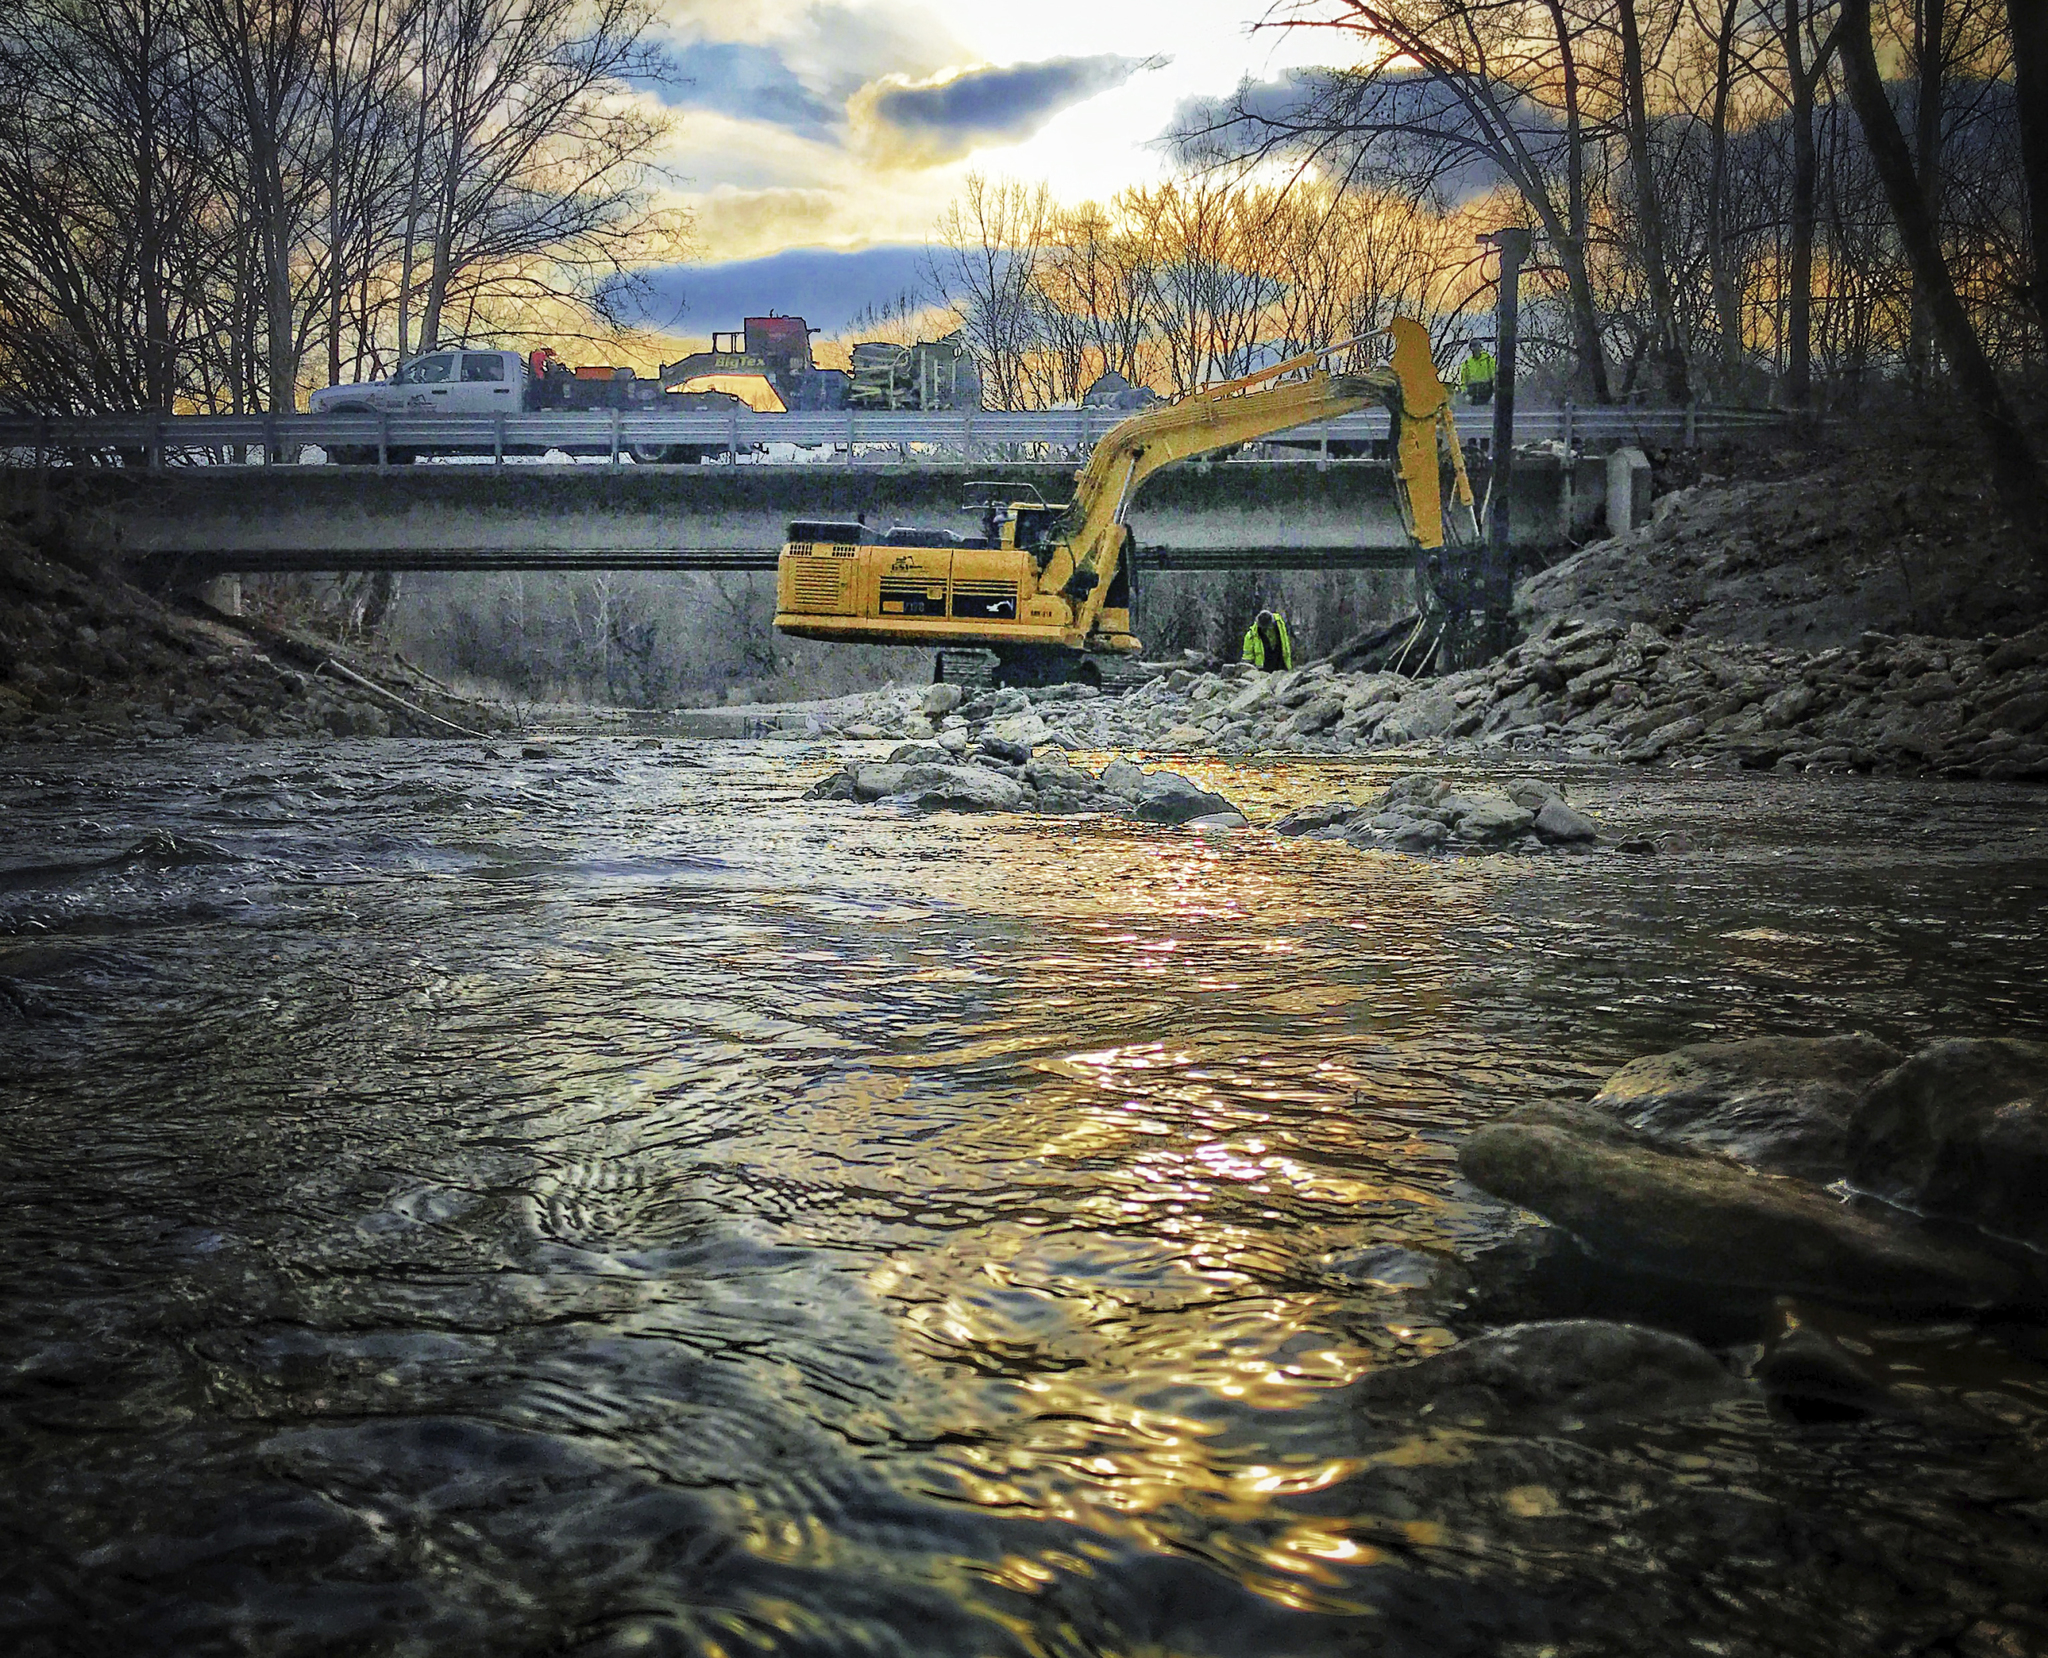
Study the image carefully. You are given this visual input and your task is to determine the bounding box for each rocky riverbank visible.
[0,530,509,742]
[734,612,2048,782]
[1455,1033,2048,1424]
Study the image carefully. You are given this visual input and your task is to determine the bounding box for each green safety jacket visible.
[1241,614,1295,670]
[1461,351,1496,386]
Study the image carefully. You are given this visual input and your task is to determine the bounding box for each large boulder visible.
[1459,1104,2025,1312]
[851,763,909,800]
[1132,769,1239,825]
[1590,1033,1905,1180]
[883,764,1026,813]
[1846,1038,2048,1248]
[1351,1320,1740,1430]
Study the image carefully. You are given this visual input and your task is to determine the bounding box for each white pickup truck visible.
[308,347,744,463]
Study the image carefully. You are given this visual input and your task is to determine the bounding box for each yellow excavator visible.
[772,318,1476,687]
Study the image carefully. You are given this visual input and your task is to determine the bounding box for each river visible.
[3,738,2046,1656]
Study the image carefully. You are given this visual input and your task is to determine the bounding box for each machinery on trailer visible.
[771,318,1477,687]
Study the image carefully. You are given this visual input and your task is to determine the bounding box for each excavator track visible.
[935,648,1152,694]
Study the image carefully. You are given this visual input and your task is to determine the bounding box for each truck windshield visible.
[396,354,454,385]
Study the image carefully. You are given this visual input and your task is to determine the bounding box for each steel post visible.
[1481,227,1531,656]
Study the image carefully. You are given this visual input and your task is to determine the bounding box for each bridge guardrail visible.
[0,403,1789,467]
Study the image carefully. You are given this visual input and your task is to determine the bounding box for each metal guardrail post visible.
[148,417,164,476]
[845,408,855,465]
[263,410,277,466]
[1560,399,1576,540]
[377,411,389,471]
[727,408,738,467]
[609,407,621,471]
[493,415,505,467]
[1685,399,1698,447]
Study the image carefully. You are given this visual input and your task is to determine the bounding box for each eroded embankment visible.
[0,530,508,742]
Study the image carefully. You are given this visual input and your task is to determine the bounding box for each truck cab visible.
[308,349,526,415]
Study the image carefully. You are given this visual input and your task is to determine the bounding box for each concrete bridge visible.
[31,453,1632,591]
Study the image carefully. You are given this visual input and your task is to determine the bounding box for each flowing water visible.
[2,738,2047,1657]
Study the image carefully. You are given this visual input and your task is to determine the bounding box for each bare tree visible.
[1839,0,2043,551]
[926,174,1055,410]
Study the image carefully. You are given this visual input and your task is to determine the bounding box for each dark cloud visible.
[1169,68,1563,204]
[629,245,933,335]
[637,40,838,139]
[868,54,1164,151]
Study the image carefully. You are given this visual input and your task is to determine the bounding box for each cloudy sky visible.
[636,0,1342,335]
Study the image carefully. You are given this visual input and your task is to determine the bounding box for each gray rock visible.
[1532,798,1600,843]
[886,743,952,766]
[1184,810,1249,830]
[981,711,1050,755]
[1591,1033,1904,1180]
[1450,793,1536,842]
[977,733,1034,765]
[1273,801,1361,837]
[885,764,1026,813]
[1376,691,1461,744]
[1459,1109,2025,1312]
[1505,778,1563,811]
[1098,758,1148,801]
[1385,816,1451,853]
[1352,1320,1740,1430]
[1756,1325,1892,1422]
[921,682,965,716]
[1022,752,1095,794]
[1277,691,1347,737]
[1377,771,1452,810]
[1846,1038,2048,1249]
[852,763,910,800]
[1134,770,1239,825]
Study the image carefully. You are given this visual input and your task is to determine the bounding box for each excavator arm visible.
[1039,317,1476,644]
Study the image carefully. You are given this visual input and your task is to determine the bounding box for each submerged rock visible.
[1352,1319,1740,1430]
[1280,773,1600,857]
[1847,1038,2048,1248]
[1589,1032,1905,1180]
[1459,1105,2025,1313]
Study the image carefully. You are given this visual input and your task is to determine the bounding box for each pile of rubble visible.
[987,618,2048,778]
[0,533,504,743]
[778,611,2048,780]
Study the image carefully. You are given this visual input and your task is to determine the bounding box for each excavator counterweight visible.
[772,319,1476,685]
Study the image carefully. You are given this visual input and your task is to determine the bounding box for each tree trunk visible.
[1784,0,1818,409]
[1619,0,1689,403]
[1707,0,1745,392]
[2009,0,2048,332]
[1545,0,1610,402]
[1842,0,2044,557]
[1907,0,1946,394]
